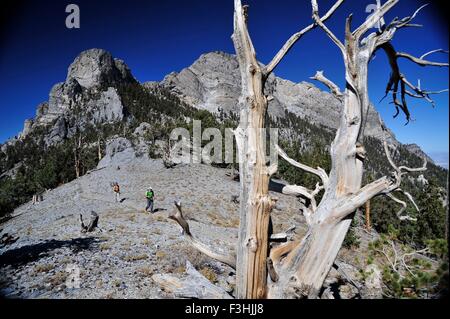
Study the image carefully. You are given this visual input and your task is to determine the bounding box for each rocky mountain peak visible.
[10,49,137,146]
[161,51,396,144]
[66,48,134,89]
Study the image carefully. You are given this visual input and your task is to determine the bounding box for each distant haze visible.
[429,151,449,169]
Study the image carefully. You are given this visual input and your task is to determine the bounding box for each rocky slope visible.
[0,145,381,299]
[0,149,302,298]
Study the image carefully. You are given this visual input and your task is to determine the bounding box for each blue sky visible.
[0,0,448,162]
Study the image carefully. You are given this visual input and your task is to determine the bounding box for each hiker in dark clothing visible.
[145,187,154,213]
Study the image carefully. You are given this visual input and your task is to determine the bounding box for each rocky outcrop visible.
[18,119,34,139]
[66,49,134,89]
[48,78,82,113]
[86,87,124,124]
[44,117,68,146]
[161,51,395,143]
[11,49,135,149]
[97,137,136,168]
[162,51,241,114]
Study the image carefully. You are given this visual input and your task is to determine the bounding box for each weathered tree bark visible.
[169,201,236,268]
[231,0,275,299]
[74,152,80,178]
[365,200,371,231]
[231,0,343,300]
[162,0,343,299]
[267,9,371,298]
[97,136,102,161]
[73,131,83,178]
[164,0,342,298]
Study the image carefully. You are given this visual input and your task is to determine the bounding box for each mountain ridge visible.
[1,50,403,153]
[1,48,444,180]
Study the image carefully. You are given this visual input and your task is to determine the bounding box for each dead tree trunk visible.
[232,2,275,299]
[74,134,83,178]
[267,7,372,297]
[159,0,446,299]
[231,0,343,299]
[97,135,102,161]
[365,200,371,231]
[163,0,343,299]
[267,0,447,298]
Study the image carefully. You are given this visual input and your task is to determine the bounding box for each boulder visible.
[133,122,152,137]
[97,137,136,168]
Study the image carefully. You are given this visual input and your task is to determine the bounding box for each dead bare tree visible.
[73,128,84,178]
[231,0,346,299]
[97,134,103,161]
[264,0,448,298]
[159,0,447,299]
[163,0,343,299]
[365,200,371,231]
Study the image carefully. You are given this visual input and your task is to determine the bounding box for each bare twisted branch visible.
[169,201,236,269]
[265,0,344,75]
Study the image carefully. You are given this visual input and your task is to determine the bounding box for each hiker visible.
[145,187,154,213]
[113,182,121,202]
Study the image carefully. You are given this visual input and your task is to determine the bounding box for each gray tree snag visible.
[263,0,447,298]
[365,200,371,231]
[231,0,343,299]
[161,0,343,299]
[73,126,85,178]
[169,201,236,268]
[160,0,447,299]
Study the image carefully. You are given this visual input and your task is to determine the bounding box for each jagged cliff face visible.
[12,49,136,146]
[66,49,134,89]
[160,51,396,143]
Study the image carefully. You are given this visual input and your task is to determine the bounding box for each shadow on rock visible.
[0,237,103,268]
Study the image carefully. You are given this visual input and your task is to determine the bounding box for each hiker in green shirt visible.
[145,187,154,213]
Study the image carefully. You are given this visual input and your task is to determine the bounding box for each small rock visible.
[321,287,335,299]
[339,284,358,299]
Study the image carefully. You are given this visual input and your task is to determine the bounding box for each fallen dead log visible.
[152,261,233,299]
